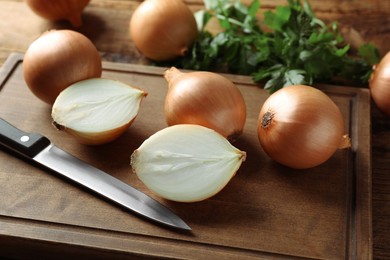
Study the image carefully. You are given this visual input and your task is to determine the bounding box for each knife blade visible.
[0,118,191,231]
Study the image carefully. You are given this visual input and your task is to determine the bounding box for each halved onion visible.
[131,124,246,202]
[52,78,147,145]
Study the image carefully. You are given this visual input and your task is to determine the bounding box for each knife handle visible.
[0,118,50,158]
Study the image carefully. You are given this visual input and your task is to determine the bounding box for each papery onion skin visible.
[131,124,246,202]
[129,0,198,61]
[257,85,350,169]
[55,119,137,146]
[23,30,102,104]
[370,51,390,116]
[25,0,90,27]
[164,67,246,142]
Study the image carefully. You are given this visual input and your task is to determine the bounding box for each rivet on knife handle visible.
[0,118,50,158]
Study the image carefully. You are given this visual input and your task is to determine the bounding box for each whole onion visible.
[164,67,246,142]
[257,85,350,169]
[129,0,198,61]
[25,0,90,27]
[23,30,102,104]
[370,51,390,116]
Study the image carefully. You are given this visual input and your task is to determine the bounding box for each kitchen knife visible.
[0,118,191,231]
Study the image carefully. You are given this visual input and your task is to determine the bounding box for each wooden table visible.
[0,0,389,259]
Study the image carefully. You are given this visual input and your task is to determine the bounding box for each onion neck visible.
[338,135,351,149]
[52,120,65,131]
[164,67,182,86]
[227,129,243,143]
[180,46,189,57]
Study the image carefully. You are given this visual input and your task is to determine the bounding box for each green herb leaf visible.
[264,6,291,31]
[358,43,381,65]
[163,0,378,94]
[284,69,306,86]
[194,10,212,31]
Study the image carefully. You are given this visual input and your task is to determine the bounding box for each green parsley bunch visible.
[163,0,379,93]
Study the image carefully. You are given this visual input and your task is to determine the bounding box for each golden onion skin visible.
[257,85,347,169]
[23,30,102,104]
[129,0,198,61]
[25,0,90,27]
[164,67,247,142]
[61,120,134,146]
[370,51,390,116]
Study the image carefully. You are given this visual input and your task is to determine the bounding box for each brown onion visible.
[164,67,246,142]
[23,29,102,104]
[129,0,198,61]
[25,0,90,27]
[370,51,390,116]
[257,85,350,169]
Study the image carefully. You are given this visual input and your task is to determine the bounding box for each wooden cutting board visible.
[0,53,371,259]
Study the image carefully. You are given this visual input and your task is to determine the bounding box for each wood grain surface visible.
[0,53,372,259]
[0,0,389,259]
